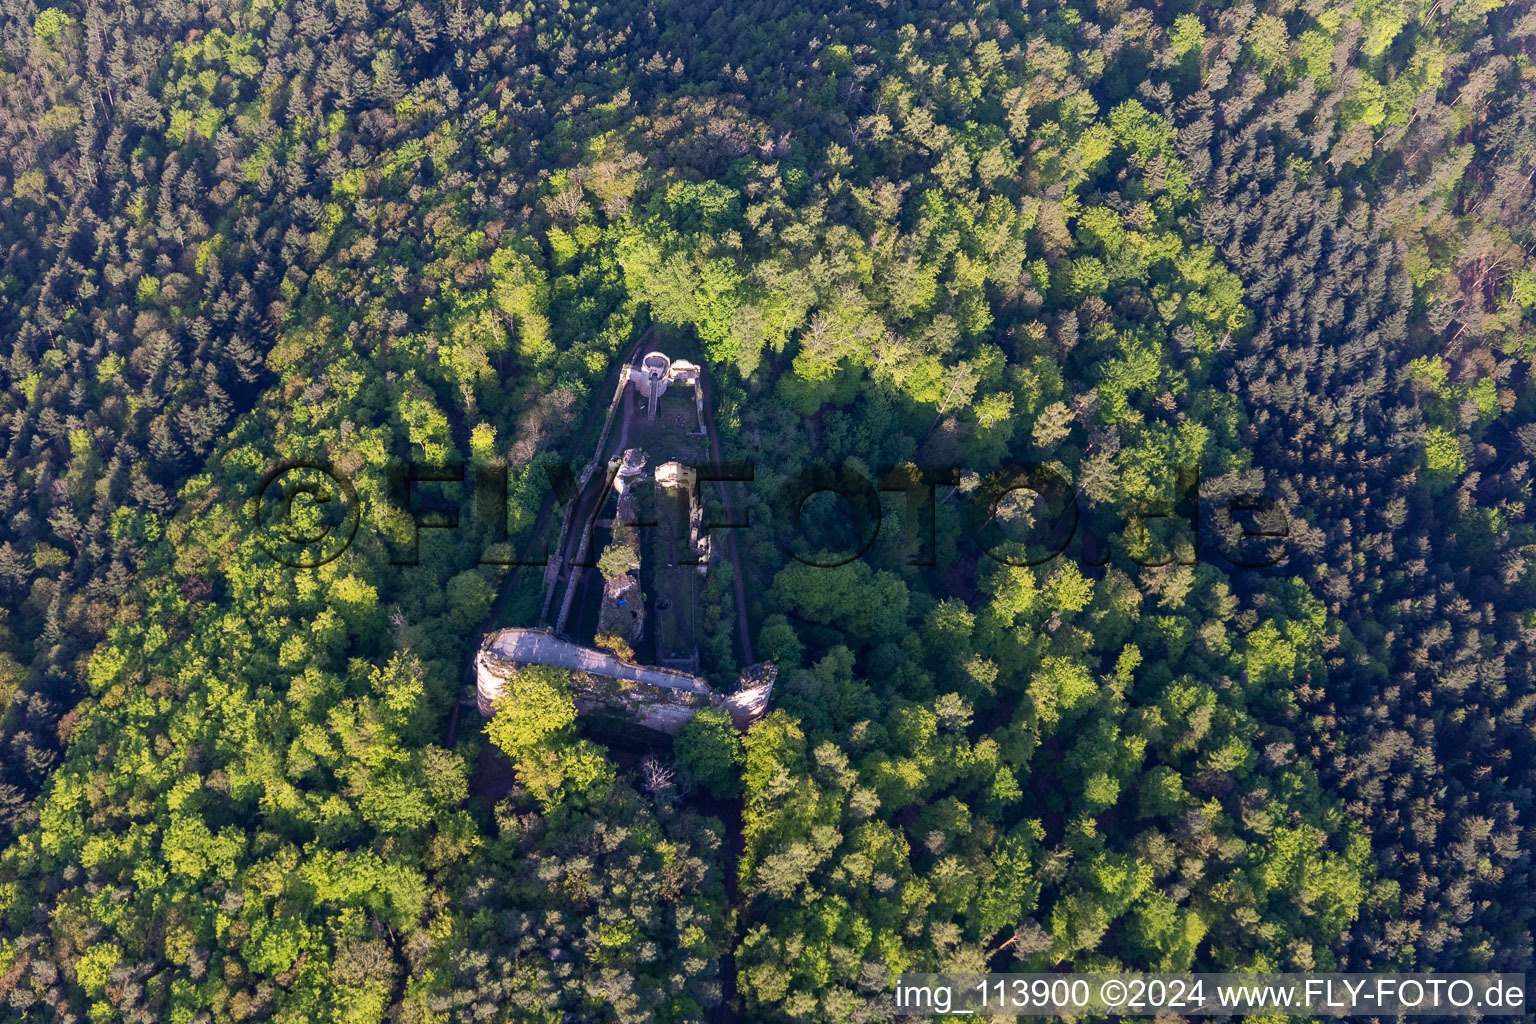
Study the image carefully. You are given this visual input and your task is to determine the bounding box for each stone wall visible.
[476,627,774,733]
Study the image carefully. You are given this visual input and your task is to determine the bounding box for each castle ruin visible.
[476,628,776,733]
[480,346,771,734]
[629,351,706,432]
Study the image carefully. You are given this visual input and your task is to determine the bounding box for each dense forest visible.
[0,0,1532,1018]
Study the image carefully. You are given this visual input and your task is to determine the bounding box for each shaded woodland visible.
[0,0,1532,1019]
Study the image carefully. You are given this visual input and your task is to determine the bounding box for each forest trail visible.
[697,790,745,1024]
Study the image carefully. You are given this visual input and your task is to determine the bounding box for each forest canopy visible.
[0,0,1533,1020]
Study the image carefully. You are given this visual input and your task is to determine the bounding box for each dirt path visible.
[701,790,744,1024]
